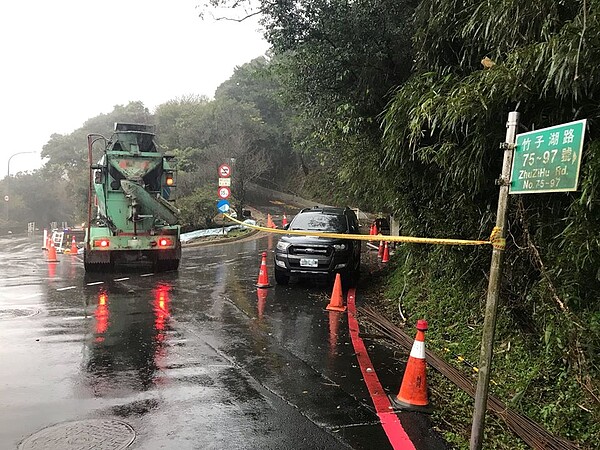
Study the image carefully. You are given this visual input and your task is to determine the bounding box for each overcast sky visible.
[0,0,269,176]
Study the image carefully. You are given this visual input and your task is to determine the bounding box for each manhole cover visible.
[0,308,39,320]
[19,419,135,450]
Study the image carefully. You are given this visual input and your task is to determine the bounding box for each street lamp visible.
[5,151,36,223]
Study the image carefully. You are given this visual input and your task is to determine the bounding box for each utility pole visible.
[470,111,520,449]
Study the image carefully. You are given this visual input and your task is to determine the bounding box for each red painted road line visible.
[346,288,416,450]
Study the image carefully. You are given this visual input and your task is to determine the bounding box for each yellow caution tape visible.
[224,214,505,248]
[489,226,506,250]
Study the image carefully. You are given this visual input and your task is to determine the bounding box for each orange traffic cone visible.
[282,213,288,228]
[256,252,272,288]
[390,319,432,413]
[326,273,346,312]
[70,236,78,255]
[369,223,375,235]
[382,242,390,263]
[267,214,277,229]
[378,240,384,258]
[47,242,59,263]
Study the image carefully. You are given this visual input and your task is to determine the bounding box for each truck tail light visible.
[94,239,110,248]
[165,172,175,187]
[158,238,172,247]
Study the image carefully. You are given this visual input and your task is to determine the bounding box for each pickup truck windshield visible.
[290,213,348,233]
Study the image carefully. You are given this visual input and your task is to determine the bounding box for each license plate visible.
[300,258,318,268]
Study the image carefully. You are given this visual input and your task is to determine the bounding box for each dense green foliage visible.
[154,59,296,216]
[377,2,600,445]
[259,0,417,208]
[176,185,221,231]
[215,56,296,188]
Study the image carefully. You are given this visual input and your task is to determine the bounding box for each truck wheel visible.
[274,268,290,285]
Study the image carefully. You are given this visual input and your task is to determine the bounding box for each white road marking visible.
[56,286,77,291]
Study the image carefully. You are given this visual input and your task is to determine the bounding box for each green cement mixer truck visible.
[84,123,181,272]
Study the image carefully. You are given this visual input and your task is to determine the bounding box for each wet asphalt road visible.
[0,232,445,450]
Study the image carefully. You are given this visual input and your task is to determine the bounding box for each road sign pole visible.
[470,111,520,450]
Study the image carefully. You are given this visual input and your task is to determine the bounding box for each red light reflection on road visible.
[152,283,172,383]
[95,290,109,341]
[47,262,56,278]
[153,284,171,337]
[256,288,268,320]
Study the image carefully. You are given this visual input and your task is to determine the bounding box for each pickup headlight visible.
[276,241,291,251]
[333,243,347,251]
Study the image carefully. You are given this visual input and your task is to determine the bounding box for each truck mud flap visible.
[84,249,112,264]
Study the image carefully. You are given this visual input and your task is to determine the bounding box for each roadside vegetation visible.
[1,0,598,446]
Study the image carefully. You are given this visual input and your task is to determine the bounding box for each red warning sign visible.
[218,164,231,178]
[218,186,231,199]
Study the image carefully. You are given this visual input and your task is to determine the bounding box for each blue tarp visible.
[180,219,257,243]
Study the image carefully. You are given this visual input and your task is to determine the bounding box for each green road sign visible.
[509,119,586,194]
